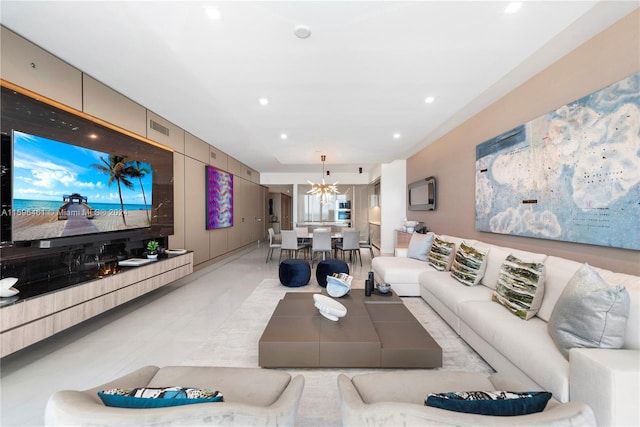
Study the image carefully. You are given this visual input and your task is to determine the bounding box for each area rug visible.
[183,279,493,426]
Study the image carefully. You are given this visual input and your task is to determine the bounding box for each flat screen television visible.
[1,85,174,249]
[408,176,436,211]
[11,130,153,242]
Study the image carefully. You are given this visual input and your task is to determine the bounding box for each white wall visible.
[380,160,407,254]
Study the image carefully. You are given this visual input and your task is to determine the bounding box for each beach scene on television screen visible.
[11,131,153,241]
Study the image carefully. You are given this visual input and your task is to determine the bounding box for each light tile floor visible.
[0,244,375,426]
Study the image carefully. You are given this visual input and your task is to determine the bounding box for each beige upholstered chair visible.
[266,228,281,262]
[310,229,332,266]
[45,365,304,427]
[338,370,595,427]
[279,230,307,261]
[334,229,361,266]
[359,229,375,259]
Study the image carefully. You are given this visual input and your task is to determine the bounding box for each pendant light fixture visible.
[307,154,339,204]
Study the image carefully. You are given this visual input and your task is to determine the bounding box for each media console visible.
[0,252,193,357]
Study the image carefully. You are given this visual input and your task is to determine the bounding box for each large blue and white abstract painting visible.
[475,72,640,250]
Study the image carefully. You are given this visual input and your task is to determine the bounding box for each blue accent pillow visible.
[98,386,223,408]
[425,390,552,416]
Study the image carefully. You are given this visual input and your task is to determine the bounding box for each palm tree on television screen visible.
[130,160,151,223]
[93,155,135,226]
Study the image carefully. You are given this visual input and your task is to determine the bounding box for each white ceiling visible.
[1,1,637,175]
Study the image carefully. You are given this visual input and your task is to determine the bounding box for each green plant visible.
[146,240,159,254]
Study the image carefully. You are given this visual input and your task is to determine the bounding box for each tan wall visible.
[406,10,640,275]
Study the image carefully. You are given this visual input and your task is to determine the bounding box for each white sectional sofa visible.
[372,233,639,427]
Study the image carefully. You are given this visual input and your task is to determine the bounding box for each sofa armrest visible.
[394,248,408,257]
[46,370,305,427]
[338,374,595,426]
[570,348,640,427]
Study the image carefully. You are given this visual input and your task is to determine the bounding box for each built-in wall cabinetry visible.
[0,26,82,110]
[147,110,185,152]
[82,75,147,136]
[229,177,267,249]
[170,153,186,250]
[184,155,210,265]
[228,157,260,184]
[0,253,193,358]
[185,131,211,162]
[209,145,228,170]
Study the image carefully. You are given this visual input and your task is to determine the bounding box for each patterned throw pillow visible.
[492,255,546,320]
[98,386,223,408]
[427,237,456,271]
[425,390,552,416]
[450,242,489,286]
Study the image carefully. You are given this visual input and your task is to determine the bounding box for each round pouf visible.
[316,259,349,288]
[279,259,311,287]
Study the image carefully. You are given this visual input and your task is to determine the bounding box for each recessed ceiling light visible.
[258,97,269,106]
[204,6,221,20]
[88,133,98,139]
[280,133,288,140]
[504,2,522,14]
[424,96,435,104]
[393,133,401,139]
[294,25,311,39]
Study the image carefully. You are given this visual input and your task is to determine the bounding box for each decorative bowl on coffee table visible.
[326,276,351,298]
[313,294,347,321]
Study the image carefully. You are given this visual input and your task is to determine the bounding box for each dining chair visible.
[266,227,282,263]
[310,229,332,266]
[294,226,311,258]
[359,229,375,259]
[279,230,307,261]
[335,229,361,266]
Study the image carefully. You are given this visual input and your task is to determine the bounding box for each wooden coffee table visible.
[259,289,442,368]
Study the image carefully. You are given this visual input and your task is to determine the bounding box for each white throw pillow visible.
[406,232,435,261]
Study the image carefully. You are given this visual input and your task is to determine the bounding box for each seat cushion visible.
[147,366,292,407]
[458,301,570,402]
[372,256,434,284]
[419,271,493,316]
[351,371,496,405]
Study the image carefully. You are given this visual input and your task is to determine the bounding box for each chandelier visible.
[307,154,339,204]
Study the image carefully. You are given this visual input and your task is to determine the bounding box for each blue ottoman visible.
[279,259,311,287]
[316,259,349,288]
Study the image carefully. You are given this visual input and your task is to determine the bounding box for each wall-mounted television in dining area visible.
[408,176,436,211]
[0,85,174,248]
